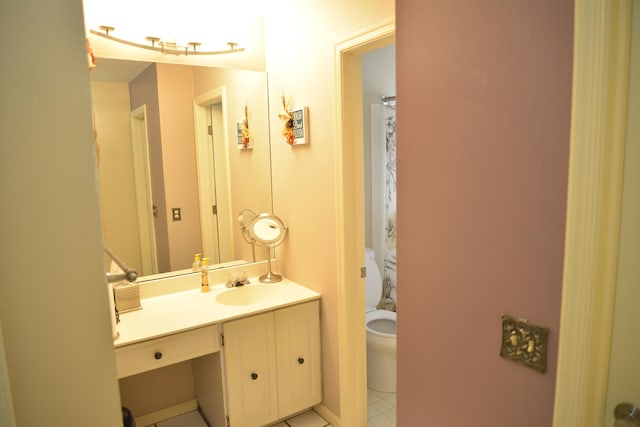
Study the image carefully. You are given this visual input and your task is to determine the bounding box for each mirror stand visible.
[242,212,288,283]
[259,247,281,283]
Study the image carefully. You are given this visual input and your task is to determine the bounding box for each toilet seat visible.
[364,248,397,393]
[366,309,397,338]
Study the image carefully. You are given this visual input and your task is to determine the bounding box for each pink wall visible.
[130,65,171,273]
[156,64,201,271]
[396,1,573,425]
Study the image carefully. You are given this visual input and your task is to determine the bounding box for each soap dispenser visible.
[201,257,210,292]
[192,253,202,272]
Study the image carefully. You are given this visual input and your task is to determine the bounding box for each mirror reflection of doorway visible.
[206,101,233,265]
[193,88,235,267]
[130,105,158,276]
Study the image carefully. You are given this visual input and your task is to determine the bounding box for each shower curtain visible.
[381,100,397,311]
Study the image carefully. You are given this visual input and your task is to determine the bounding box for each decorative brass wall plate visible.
[500,314,549,373]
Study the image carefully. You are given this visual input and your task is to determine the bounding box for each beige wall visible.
[396,0,573,425]
[0,0,122,425]
[119,360,196,416]
[264,0,395,417]
[92,81,144,273]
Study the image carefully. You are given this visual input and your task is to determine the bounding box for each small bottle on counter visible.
[201,257,210,292]
[192,253,202,272]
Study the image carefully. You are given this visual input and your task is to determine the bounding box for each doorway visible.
[361,43,397,426]
[333,19,395,427]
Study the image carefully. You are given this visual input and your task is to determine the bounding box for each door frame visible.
[332,18,395,427]
[552,0,632,425]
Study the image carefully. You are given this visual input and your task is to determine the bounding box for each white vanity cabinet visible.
[114,279,321,427]
[115,324,219,378]
[222,300,321,427]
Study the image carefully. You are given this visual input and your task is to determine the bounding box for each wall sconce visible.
[90,25,244,56]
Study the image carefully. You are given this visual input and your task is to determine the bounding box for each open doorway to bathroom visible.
[333,19,394,426]
[362,44,397,314]
[362,43,397,427]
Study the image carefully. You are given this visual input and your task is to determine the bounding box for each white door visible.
[603,2,640,425]
[130,105,158,276]
[193,89,234,265]
[209,102,234,263]
[223,312,279,427]
[274,301,322,416]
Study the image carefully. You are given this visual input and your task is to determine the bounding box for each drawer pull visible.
[154,351,163,360]
[297,357,305,365]
[251,372,258,380]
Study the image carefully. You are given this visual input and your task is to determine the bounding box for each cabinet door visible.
[223,312,278,427]
[275,300,322,416]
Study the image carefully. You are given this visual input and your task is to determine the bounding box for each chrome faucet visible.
[225,273,250,288]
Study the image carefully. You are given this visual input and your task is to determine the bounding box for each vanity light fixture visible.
[90,25,244,56]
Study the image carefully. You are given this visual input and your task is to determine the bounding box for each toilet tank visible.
[365,248,383,310]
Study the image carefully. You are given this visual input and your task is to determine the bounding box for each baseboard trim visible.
[313,403,341,427]
[134,399,198,426]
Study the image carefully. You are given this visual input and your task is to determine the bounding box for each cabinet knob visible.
[251,372,258,380]
[154,351,163,360]
[297,357,305,365]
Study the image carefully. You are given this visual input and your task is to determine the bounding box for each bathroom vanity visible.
[114,275,321,427]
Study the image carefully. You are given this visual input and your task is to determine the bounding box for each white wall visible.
[0,0,122,425]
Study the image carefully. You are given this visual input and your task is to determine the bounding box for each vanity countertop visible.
[114,278,320,348]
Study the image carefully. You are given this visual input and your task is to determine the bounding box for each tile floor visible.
[144,408,333,427]
[271,409,332,427]
[153,410,208,427]
[145,387,395,427]
[367,388,396,427]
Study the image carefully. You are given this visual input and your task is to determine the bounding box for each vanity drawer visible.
[115,324,219,378]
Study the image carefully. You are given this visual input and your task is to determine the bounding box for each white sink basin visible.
[214,285,283,306]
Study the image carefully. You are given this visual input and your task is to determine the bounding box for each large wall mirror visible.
[90,58,273,281]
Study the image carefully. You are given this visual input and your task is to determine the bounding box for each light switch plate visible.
[172,207,182,221]
[500,314,549,373]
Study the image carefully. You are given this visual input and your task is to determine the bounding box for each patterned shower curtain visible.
[381,101,397,311]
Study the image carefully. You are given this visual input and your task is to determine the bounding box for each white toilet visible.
[365,247,397,393]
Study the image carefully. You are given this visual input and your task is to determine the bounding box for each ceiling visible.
[89,57,152,83]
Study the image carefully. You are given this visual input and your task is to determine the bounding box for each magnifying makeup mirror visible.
[238,209,258,262]
[246,212,288,283]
